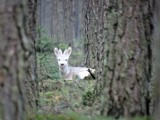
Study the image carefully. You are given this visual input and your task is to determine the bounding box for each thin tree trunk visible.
[84,0,106,95]
[26,0,39,109]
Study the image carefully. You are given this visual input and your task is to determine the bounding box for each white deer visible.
[54,47,95,80]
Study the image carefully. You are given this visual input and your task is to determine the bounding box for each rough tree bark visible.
[100,0,152,117]
[84,0,106,95]
[0,0,31,120]
[26,0,39,109]
[84,0,152,117]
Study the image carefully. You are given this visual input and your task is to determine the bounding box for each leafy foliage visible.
[37,53,59,80]
[36,26,53,52]
[82,91,96,106]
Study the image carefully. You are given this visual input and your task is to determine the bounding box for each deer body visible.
[54,47,95,80]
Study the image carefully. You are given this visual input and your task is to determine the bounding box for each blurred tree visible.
[152,0,160,119]
[0,0,38,119]
[84,0,152,117]
[37,0,84,48]
[26,0,39,109]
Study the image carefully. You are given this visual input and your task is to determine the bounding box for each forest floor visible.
[27,79,150,120]
[39,79,98,115]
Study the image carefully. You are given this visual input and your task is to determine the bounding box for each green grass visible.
[38,80,152,120]
[26,79,152,120]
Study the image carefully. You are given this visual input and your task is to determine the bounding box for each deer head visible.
[54,47,72,69]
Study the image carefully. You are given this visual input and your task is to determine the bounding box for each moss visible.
[82,91,96,106]
[43,91,53,98]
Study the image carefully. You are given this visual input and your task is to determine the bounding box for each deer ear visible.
[54,48,59,56]
[58,49,62,55]
[67,47,72,56]
[54,48,62,56]
[64,47,72,56]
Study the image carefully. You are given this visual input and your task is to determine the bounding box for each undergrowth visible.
[26,80,151,120]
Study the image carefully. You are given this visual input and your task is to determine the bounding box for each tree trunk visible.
[26,0,39,109]
[84,0,106,95]
[84,0,152,117]
[100,0,152,117]
[0,0,31,120]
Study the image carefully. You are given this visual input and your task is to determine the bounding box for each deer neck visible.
[59,65,70,78]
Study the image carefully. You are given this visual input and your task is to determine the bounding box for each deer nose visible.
[61,64,64,66]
